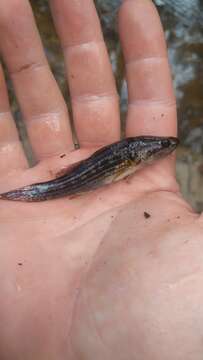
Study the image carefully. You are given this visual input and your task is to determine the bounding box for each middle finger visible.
[50,0,120,147]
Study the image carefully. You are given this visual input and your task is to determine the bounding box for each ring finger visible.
[50,0,120,148]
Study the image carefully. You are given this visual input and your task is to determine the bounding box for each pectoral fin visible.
[112,159,136,182]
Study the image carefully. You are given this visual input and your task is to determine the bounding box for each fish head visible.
[128,136,179,164]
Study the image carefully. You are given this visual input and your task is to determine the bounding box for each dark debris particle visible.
[18,262,23,266]
[60,153,66,158]
[161,113,164,117]
[144,211,151,219]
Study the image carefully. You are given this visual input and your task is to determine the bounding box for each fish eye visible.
[161,139,170,148]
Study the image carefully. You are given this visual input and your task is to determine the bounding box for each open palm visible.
[0,1,202,359]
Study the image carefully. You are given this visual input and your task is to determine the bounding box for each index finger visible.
[119,0,177,137]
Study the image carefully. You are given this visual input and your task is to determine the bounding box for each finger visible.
[50,0,120,147]
[0,64,28,173]
[119,0,177,138]
[0,0,74,161]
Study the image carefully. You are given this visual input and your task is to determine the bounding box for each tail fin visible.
[0,187,41,202]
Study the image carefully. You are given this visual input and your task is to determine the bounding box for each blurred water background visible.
[6,0,203,211]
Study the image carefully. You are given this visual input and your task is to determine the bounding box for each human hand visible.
[0,0,202,359]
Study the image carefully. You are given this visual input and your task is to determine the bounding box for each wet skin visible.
[0,1,203,360]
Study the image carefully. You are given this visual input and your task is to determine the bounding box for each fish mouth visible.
[168,137,179,150]
[159,137,179,160]
[160,136,179,151]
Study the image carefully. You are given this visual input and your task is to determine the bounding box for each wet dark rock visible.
[154,0,203,28]
[95,0,122,38]
[184,127,203,153]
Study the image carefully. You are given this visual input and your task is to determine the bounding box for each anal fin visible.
[112,160,136,182]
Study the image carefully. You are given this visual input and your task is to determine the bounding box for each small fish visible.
[0,136,179,202]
